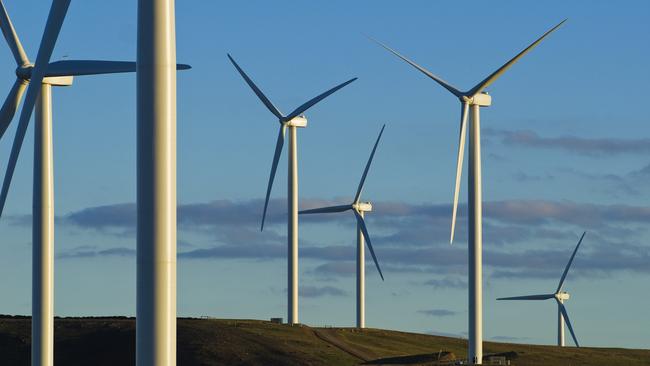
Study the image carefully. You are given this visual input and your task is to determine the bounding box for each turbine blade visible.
[227,54,283,119]
[44,60,191,77]
[368,36,463,98]
[497,294,555,300]
[284,77,357,121]
[354,210,384,281]
[556,231,586,293]
[0,0,70,219]
[0,78,27,140]
[260,124,286,231]
[0,0,29,66]
[450,102,469,244]
[354,124,385,203]
[299,204,352,215]
[556,299,580,347]
[467,19,567,96]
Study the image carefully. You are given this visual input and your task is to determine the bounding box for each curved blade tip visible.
[552,19,568,31]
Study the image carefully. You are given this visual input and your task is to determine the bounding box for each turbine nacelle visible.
[463,92,492,107]
[555,291,570,301]
[353,201,372,212]
[284,115,307,128]
[42,75,73,86]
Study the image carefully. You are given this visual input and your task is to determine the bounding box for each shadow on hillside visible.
[0,333,29,365]
[56,327,135,366]
[365,351,455,365]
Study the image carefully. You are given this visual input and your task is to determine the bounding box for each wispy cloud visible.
[49,199,650,280]
[485,128,650,156]
[58,246,135,259]
[423,277,467,289]
[311,262,356,277]
[64,203,136,236]
[512,170,555,182]
[57,199,650,234]
[562,162,650,197]
[299,286,347,298]
[177,243,286,260]
[418,309,457,317]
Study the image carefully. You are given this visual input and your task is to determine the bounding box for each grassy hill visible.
[0,316,648,365]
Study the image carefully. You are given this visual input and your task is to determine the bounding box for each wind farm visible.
[0,1,648,366]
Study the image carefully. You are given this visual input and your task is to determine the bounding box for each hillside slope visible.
[0,316,648,365]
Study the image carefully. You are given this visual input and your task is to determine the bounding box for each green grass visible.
[0,316,648,365]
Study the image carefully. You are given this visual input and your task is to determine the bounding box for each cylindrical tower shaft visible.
[33,83,54,366]
[468,104,483,364]
[136,0,178,364]
[287,125,299,325]
[558,300,565,346]
[356,210,366,329]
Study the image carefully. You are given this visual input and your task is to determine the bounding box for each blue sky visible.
[0,0,649,349]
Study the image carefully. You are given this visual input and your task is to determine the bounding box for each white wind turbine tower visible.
[372,20,566,364]
[300,124,386,329]
[0,1,189,365]
[136,0,183,364]
[498,231,586,347]
[228,54,356,325]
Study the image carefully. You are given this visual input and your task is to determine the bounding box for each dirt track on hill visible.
[309,327,455,366]
[311,327,373,363]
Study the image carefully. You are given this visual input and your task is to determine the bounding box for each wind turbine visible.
[228,54,356,325]
[371,20,566,364]
[498,231,586,347]
[300,124,386,329]
[0,1,189,365]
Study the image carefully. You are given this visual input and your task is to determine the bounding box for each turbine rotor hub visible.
[353,201,372,212]
[15,64,73,86]
[15,64,33,80]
